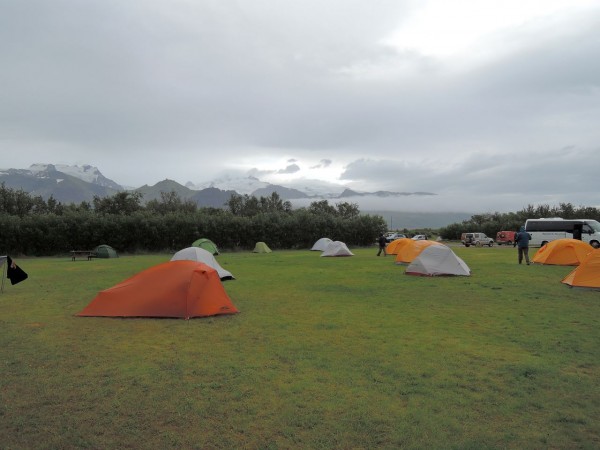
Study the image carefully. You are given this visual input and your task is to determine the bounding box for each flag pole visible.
[0,257,6,293]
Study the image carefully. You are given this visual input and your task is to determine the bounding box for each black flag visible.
[6,256,28,285]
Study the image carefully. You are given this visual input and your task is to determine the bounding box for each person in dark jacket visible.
[377,234,387,256]
[514,226,531,265]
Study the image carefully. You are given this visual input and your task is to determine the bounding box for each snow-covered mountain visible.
[186,175,269,195]
[187,175,348,198]
[26,164,122,190]
[0,163,122,203]
[276,178,347,198]
[1,163,437,206]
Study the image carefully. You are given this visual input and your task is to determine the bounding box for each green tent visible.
[191,238,219,255]
[93,244,118,258]
[253,242,272,253]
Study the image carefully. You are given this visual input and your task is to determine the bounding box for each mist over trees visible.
[0,183,385,255]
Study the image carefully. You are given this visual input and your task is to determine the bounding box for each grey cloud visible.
[277,164,301,174]
[248,168,277,178]
[310,159,332,169]
[1,0,599,210]
[342,146,600,201]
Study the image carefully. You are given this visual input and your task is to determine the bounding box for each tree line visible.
[438,203,600,240]
[0,183,387,256]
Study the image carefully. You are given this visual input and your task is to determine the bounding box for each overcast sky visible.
[1,0,599,213]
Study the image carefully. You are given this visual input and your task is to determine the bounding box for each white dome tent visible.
[321,241,354,257]
[170,247,234,280]
[405,245,470,276]
[311,237,333,251]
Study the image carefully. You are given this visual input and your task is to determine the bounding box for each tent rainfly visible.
[170,247,234,280]
[77,261,239,319]
[311,237,333,251]
[395,240,445,264]
[321,241,354,257]
[94,244,118,258]
[191,238,219,255]
[562,250,600,289]
[253,242,272,253]
[405,245,470,276]
[385,238,411,255]
[532,239,593,266]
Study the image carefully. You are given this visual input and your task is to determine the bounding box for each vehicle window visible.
[586,220,600,232]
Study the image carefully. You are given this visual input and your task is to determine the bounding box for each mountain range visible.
[0,164,470,227]
[0,163,435,206]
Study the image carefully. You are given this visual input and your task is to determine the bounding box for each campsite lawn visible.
[1,245,599,449]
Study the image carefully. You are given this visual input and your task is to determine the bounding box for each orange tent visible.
[562,250,600,289]
[77,261,239,319]
[386,238,411,255]
[395,240,445,264]
[532,239,593,266]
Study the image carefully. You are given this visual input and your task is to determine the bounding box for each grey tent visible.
[94,245,118,258]
[311,238,333,251]
[170,247,234,280]
[405,245,470,276]
[321,241,354,257]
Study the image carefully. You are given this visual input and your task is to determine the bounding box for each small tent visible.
[77,260,239,319]
[171,247,234,280]
[321,241,354,257]
[395,240,444,264]
[94,244,118,258]
[561,250,600,289]
[253,242,272,253]
[311,237,333,251]
[406,245,470,276]
[191,238,219,255]
[386,238,411,255]
[532,239,593,266]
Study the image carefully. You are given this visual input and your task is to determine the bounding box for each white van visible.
[461,232,494,247]
[524,218,600,248]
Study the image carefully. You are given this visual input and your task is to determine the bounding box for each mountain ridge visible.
[1,163,436,204]
[0,164,471,228]
[0,165,121,203]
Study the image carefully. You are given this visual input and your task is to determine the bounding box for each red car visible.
[496,231,517,246]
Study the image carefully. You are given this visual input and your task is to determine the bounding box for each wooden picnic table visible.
[70,250,96,261]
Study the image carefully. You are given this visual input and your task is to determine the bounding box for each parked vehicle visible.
[461,232,494,247]
[524,218,600,248]
[385,232,406,243]
[411,234,427,240]
[496,231,517,246]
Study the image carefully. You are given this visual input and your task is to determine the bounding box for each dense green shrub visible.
[0,185,397,254]
[4,183,599,255]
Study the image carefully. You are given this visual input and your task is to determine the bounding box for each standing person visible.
[514,226,531,265]
[377,234,387,256]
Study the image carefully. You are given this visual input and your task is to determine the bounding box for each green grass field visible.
[1,245,599,449]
